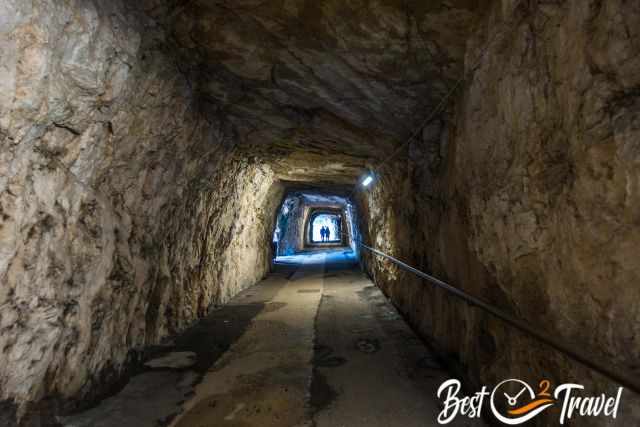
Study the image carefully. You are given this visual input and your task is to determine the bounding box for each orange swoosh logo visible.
[508,398,555,415]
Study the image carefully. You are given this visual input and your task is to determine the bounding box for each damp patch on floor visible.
[354,338,381,354]
[145,352,197,370]
[313,344,348,368]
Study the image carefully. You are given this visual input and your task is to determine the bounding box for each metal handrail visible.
[359,242,640,394]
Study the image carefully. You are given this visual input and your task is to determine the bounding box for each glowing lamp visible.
[361,175,374,187]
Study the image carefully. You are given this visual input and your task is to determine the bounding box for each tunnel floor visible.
[61,248,485,427]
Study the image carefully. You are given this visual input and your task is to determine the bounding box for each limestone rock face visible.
[0,0,282,418]
[358,1,640,425]
[151,0,482,183]
[2,0,639,425]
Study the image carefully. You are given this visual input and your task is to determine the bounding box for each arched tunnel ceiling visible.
[144,0,486,184]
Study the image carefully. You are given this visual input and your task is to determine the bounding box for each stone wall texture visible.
[0,0,282,419]
[358,1,640,425]
[1,0,639,425]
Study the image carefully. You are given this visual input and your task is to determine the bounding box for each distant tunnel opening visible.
[309,212,341,243]
[271,189,360,263]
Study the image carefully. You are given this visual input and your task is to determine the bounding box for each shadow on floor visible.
[57,278,289,427]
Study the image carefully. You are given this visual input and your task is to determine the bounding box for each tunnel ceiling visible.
[144,0,485,184]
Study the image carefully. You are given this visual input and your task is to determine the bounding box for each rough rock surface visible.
[358,1,640,425]
[0,0,282,420]
[144,0,483,183]
[1,0,639,425]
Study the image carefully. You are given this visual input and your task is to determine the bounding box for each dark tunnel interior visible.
[1,1,639,426]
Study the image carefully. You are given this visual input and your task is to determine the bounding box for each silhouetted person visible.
[326,227,331,242]
[320,226,326,242]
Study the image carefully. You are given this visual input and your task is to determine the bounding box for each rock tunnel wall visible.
[0,0,283,419]
[274,194,304,256]
[358,1,640,425]
[1,0,639,424]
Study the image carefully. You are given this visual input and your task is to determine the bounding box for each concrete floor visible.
[61,248,486,427]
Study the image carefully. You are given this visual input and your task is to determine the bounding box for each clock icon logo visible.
[490,379,555,425]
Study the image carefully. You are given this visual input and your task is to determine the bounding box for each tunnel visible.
[0,1,639,426]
